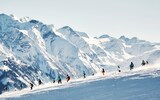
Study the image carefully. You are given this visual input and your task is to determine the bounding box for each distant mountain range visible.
[0,14,160,94]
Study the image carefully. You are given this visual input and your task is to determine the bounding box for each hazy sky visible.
[0,0,160,42]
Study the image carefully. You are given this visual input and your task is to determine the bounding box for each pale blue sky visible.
[0,0,160,42]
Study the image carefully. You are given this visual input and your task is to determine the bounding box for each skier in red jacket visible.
[66,75,70,82]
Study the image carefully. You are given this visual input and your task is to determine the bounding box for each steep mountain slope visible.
[0,14,160,94]
[58,26,160,70]
[0,14,95,94]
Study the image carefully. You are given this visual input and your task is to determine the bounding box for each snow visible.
[0,65,10,71]
[0,64,160,100]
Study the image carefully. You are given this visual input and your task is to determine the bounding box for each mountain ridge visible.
[0,14,160,94]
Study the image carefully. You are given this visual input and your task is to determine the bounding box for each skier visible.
[117,66,121,72]
[38,79,42,85]
[30,83,33,90]
[20,84,23,90]
[53,78,55,83]
[102,68,105,75]
[141,60,146,66]
[4,87,8,92]
[3,61,7,65]
[66,75,70,82]
[83,71,86,78]
[130,62,134,70]
[146,61,149,64]
[58,76,62,84]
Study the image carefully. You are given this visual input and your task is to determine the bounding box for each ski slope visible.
[0,64,160,100]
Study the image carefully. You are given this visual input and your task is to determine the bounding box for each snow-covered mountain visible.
[0,13,160,94]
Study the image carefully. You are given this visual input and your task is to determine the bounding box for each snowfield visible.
[1,64,160,100]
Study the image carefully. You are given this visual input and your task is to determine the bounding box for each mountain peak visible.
[58,26,80,37]
[61,26,71,29]
[131,37,138,40]
[0,13,9,17]
[130,37,139,42]
[59,26,74,32]
[0,13,12,19]
[119,35,129,41]
[99,34,110,38]
[0,13,19,21]
[98,34,115,40]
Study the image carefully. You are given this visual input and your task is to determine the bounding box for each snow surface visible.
[0,64,160,100]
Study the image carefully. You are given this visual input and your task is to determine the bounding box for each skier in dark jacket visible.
[4,87,8,92]
[141,60,146,66]
[38,79,42,85]
[117,66,121,72]
[130,62,134,70]
[58,76,62,84]
[30,83,33,90]
[102,68,105,75]
[83,71,86,78]
[53,78,55,83]
[20,84,23,90]
[66,75,70,82]
[146,61,149,64]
